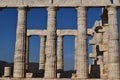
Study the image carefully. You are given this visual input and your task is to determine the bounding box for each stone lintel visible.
[0,78,116,80]
[57,30,77,36]
[27,30,47,36]
[27,30,77,36]
[0,0,115,8]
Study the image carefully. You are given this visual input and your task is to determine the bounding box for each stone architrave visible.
[76,7,88,78]
[108,6,120,79]
[39,36,46,70]
[13,7,27,78]
[44,6,57,78]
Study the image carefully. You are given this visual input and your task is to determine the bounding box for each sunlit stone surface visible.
[0,0,120,80]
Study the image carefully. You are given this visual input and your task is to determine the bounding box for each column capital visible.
[17,7,30,12]
[40,35,46,37]
[57,35,63,37]
[17,7,26,10]
[47,6,57,11]
[75,6,87,11]
[107,6,117,14]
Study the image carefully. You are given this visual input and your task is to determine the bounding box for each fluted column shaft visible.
[57,36,63,71]
[39,36,46,70]
[74,36,77,70]
[13,7,26,78]
[76,7,88,78]
[108,6,120,79]
[45,7,57,78]
[25,36,30,71]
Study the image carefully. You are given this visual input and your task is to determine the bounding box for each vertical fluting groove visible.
[44,7,57,78]
[39,36,46,70]
[76,7,88,78]
[13,7,27,78]
[25,36,30,71]
[108,6,120,79]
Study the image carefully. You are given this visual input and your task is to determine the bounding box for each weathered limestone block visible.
[57,30,77,36]
[13,7,27,78]
[94,33,103,45]
[53,0,111,7]
[113,0,120,4]
[24,0,51,7]
[57,73,60,78]
[53,0,81,7]
[89,40,96,45]
[99,44,107,51]
[97,56,103,65]
[26,73,33,78]
[101,8,109,78]
[4,67,11,77]
[89,45,97,65]
[0,0,23,7]
[27,30,77,36]
[27,30,47,36]
[82,0,111,6]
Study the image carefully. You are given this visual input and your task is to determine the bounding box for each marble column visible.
[108,6,120,79]
[39,36,46,70]
[57,35,63,71]
[25,36,30,71]
[13,7,27,78]
[76,7,88,78]
[44,7,57,78]
[74,36,77,70]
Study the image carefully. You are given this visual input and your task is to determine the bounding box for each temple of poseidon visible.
[0,0,120,80]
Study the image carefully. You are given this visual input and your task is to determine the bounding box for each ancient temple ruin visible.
[0,0,120,80]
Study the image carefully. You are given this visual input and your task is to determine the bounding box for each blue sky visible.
[0,8,119,70]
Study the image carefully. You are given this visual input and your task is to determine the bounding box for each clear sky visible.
[0,7,120,70]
